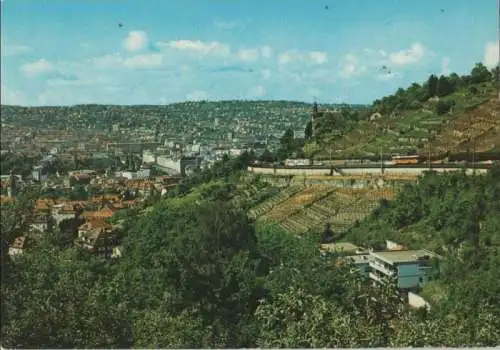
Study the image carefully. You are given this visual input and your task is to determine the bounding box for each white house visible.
[368,249,438,290]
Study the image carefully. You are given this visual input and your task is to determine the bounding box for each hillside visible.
[312,64,499,159]
[250,181,402,236]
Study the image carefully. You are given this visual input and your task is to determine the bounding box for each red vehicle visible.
[391,155,422,165]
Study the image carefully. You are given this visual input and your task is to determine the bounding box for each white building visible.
[368,249,438,290]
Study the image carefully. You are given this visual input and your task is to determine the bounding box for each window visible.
[419,277,423,283]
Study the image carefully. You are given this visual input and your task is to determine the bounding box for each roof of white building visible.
[370,249,436,265]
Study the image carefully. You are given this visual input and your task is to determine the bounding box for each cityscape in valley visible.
[1,0,499,348]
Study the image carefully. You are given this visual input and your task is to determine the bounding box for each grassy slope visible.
[314,81,498,158]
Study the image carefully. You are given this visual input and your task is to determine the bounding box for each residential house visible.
[29,214,53,233]
[368,249,438,291]
[51,203,78,225]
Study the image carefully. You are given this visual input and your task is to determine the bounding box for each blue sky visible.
[1,0,498,106]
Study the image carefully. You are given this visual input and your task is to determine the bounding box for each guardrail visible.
[249,163,493,170]
[247,165,491,177]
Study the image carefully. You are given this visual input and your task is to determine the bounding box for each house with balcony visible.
[368,249,438,291]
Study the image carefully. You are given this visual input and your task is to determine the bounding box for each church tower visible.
[311,100,319,138]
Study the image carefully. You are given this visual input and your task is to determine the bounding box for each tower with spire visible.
[311,99,319,138]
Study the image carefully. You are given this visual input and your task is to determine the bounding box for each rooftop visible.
[320,242,360,253]
[370,249,436,265]
[343,254,372,265]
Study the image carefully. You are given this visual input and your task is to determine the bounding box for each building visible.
[76,219,119,258]
[320,242,362,256]
[368,249,438,291]
[343,254,372,275]
[29,214,53,233]
[9,236,27,257]
[32,165,48,182]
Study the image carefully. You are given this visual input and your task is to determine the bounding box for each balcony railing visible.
[369,260,396,277]
[369,272,386,284]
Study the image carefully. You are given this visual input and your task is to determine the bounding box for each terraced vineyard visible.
[262,185,336,221]
[248,184,305,220]
[252,185,397,235]
[423,96,500,155]
[313,82,499,158]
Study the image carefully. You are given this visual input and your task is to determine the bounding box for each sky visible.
[1,0,498,106]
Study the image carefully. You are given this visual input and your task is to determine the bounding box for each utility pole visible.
[380,146,383,173]
[428,142,432,171]
[472,139,476,175]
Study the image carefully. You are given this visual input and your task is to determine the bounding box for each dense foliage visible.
[372,63,496,116]
[2,155,500,349]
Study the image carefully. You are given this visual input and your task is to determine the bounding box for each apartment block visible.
[368,249,438,290]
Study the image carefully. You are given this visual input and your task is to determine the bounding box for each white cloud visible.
[261,69,272,80]
[441,56,451,75]
[483,41,499,68]
[92,54,124,69]
[91,53,163,69]
[186,90,209,101]
[339,54,367,79]
[260,46,273,58]
[161,40,230,56]
[4,45,32,57]
[309,51,328,64]
[123,31,148,52]
[278,50,328,65]
[278,52,294,65]
[389,42,426,66]
[21,59,53,77]
[237,48,260,62]
[248,85,266,98]
[123,53,163,68]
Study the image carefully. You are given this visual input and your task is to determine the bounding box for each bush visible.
[435,100,454,115]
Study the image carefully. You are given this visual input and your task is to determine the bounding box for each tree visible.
[280,129,295,155]
[1,243,133,348]
[259,149,275,163]
[427,74,439,98]
[121,200,264,347]
[436,75,454,97]
[435,100,454,115]
[70,185,88,201]
[448,72,463,91]
[470,63,492,83]
[305,121,313,140]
